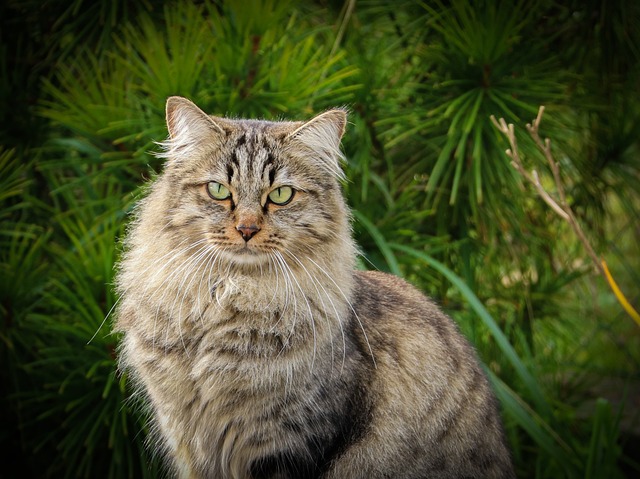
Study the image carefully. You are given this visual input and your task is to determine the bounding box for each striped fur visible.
[115,97,515,478]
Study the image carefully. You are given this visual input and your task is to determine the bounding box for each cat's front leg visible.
[154,410,203,479]
[172,444,201,479]
[321,437,407,479]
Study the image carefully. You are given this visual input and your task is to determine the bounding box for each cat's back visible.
[340,270,515,479]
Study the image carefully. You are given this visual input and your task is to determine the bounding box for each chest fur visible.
[120,288,358,478]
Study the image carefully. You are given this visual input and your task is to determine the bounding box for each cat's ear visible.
[287,109,348,179]
[157,96,225,162]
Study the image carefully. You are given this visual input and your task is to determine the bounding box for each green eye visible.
[268,186,294,205]
[206,182,231,200]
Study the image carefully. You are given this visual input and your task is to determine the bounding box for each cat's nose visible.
[236,224,260,242]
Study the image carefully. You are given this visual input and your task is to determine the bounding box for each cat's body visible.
[115,97,515,479]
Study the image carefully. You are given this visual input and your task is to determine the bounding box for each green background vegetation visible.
[1,0,639,477]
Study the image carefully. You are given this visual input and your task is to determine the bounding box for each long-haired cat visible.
[115,96,515,479]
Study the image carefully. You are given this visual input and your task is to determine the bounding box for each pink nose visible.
[236,224,260,242]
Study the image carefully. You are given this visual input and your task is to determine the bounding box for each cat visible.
[114,96,516,479]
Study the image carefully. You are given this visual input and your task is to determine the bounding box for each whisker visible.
[174,244,221,343]
[143,238,211,292]
[165,243,217,353]
[269,252,291,328]
[132,237,205,287]
[264,253,282,311]
[284,250,344,373]
[270,252,297,352]
[199,246,224,319]
[275,251,317,372]
[92,237,201,343]
[149,242,212,351]
[88,295,122,344]
[306,257,376,368]
[175,244,218,318]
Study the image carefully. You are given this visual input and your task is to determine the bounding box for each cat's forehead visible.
[220,118,300,143]
[210,119,300,190]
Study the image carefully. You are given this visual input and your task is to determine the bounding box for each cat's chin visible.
[221,247,271,269]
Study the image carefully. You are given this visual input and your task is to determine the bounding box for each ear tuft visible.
[156,96,225,162]
[288,109,348,179]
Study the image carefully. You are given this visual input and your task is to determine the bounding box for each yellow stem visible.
[601,259,640,327]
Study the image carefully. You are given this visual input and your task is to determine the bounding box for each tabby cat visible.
[115,96,515,479]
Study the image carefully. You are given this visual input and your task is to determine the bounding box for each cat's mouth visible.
[238,245,260,256]
[223,244,271,266]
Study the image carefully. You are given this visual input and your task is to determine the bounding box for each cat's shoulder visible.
[353,269,434,305]
[351,269,447,323]
[350,270,470,372]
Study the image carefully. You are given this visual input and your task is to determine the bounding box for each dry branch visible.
[490,107,640,326]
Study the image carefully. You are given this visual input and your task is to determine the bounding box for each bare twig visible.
[490,112,570,221]
[525,108,604,276]
[491,107,639,326]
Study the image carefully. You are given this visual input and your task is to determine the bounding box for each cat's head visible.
[149,96,352,271]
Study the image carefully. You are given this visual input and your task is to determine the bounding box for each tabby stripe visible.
[235,133,246,148]
[434,366,485,443]
[263,152,276,186]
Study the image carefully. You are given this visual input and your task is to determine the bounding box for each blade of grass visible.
[488,370,580,475]
[354,210,402,276]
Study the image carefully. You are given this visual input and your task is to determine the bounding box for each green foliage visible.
[18,191,160,478]
[2,0,639,478]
